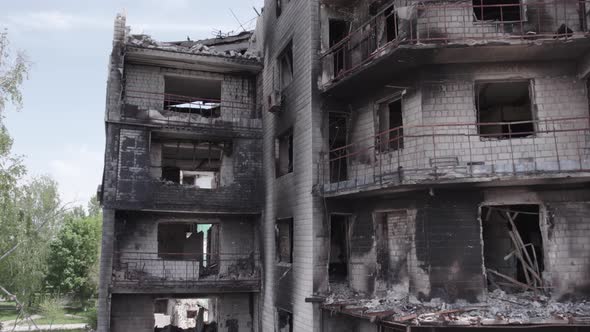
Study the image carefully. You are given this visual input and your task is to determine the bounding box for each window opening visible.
[276,218,293,264]
[329,19,350,76]
[476,81,534,139]
[481,205,544,293]
[277,308,293,332]
[278,42,293,90]
[157,223,219,267]
[154,298,215,332]
[329,113,348,183]
[164,76,221,117]
[384,5,397,42]
[275,129,293,177]
[329,215,349,283]
[473,0,522,22]
[378,99,403,152]
[276,0,282,17]
[154,138,226,189]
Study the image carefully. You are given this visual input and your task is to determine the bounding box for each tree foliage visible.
[0,30,29,113]
[45,211,102,301]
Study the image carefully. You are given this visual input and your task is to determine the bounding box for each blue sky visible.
[1,0,264,205]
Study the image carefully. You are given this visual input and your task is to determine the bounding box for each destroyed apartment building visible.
[98,1,590,331]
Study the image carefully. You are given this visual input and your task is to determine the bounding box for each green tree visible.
[0,30,29,113]
[46,212,102,303]
[0,176,62,304]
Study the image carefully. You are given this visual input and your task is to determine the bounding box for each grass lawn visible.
[0,301,18,322]
[0,301,88,326]
[33,315,87,325]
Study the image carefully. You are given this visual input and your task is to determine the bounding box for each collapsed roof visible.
[127,30,260,61]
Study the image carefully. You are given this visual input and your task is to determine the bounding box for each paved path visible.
[1,323,86,331]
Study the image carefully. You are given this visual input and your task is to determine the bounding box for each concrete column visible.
[97,208,116,332]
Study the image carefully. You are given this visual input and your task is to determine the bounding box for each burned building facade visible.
[259,0,590,331]
[100,1,590,331]
[98,15,263,332]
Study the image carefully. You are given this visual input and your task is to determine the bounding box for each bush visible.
[84,305,97,330]
[38,297,65,328]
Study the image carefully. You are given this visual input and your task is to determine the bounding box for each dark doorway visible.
[329,112,348,183]
[329,19,350,76]
[384,5,397,42]
[329,215,349,283]
[482,205,544,293]
[378,99,403,151]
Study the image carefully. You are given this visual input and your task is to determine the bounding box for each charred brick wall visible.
[416,191,485,302]
[102,126,262,213]
[261,0,319,330]
[328,191,485,302]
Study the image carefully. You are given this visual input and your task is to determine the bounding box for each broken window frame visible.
[276,218,293,264]
[472,0,527,23]
[275,128,294,178]
[163,75,222,117]
[474,79,537,141]
[278,41,294,91]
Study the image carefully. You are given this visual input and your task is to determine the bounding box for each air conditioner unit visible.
[267,89,282,113]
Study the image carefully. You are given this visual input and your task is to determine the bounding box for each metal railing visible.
[121,90,261,130]
[112,252,260,288]
[321,0,590,85]
[320,116,590,195]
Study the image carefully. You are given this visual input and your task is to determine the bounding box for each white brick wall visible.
[261,0,317,330]
[326,62,590,189]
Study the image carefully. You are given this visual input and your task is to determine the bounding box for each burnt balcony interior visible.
[320,0,590,89]
[482,204,545,293]
[329,214,350,284]
[164,76,221,118]
[157,223,220,275]
[122,72,260,131]
[153,297,221,332]
[112,212,260,290]
[150,136,230,189]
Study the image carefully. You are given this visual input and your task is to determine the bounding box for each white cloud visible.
[1,10,111,31]
[48,144,103,206]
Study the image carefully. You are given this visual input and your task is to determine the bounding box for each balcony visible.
[111,252,261,294]
[321,1,590,92]
[320,116,590,196]
[120,90,261,136]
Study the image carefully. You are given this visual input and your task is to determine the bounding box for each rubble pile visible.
[324,285,590,326]
[127,34,260,60]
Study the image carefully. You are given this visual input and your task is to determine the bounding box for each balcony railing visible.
[120,90,261,131]
[321,1,590,86]
[112,252,260,291]
[320,116,590,196]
